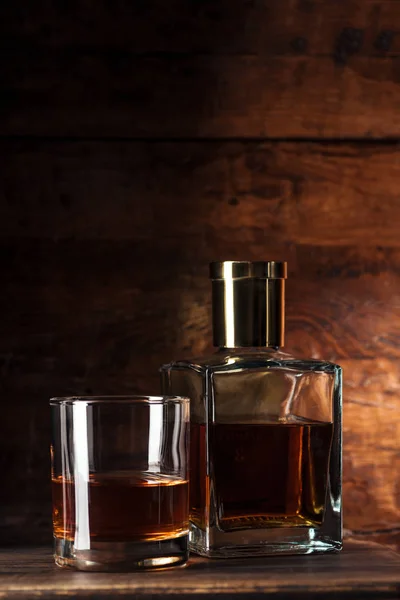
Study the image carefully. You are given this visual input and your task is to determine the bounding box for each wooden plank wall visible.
[0,1,399,548]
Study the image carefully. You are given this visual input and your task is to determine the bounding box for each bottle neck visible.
[212,278,285,348]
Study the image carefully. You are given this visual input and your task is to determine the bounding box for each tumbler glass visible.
[50,396,190,571]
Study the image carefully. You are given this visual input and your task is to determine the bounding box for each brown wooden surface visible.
[2,1,400,137]
[0,543,398,599]
[2,55,400,139]
[1,0,400,552]
[2,141,400,246]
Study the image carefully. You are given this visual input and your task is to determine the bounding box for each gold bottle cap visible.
[210,261,287,348]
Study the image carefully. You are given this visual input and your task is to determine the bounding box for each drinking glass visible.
[50,396,190,571]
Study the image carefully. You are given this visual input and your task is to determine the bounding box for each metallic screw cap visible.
[210,261,287,348]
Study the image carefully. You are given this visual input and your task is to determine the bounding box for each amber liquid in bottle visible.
[191,421,333,531]
[52,472,189,542]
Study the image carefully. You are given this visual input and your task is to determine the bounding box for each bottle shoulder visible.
[160,349,341,376]
[161,349,342,424]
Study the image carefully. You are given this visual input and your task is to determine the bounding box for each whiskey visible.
[52,472,189,543]
[191,421,333,531]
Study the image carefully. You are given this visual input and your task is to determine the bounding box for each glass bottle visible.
[160,261,342,557]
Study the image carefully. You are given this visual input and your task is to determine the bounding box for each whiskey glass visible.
[50,396,190,571]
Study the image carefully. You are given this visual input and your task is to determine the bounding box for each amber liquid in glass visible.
[52,472,189,542]
[191,421,333,531]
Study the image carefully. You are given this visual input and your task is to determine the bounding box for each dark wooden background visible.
[0,1,399,549]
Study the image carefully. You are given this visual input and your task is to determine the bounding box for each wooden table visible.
[0,542,399,599]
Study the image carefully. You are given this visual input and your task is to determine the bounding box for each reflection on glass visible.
[51,396,189,571]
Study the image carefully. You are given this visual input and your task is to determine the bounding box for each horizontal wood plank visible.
[1,240,399,368]
[1,53,400,137]
[2,140,400,246]
[2,0,400,56]
[0,544,398,598]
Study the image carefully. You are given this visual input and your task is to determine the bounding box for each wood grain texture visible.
[2,0,400,56]
[2,54,400,138]
[2,140,400,246]
[341,359,400,543]
[2,0,400,137]
[0,544,398,599]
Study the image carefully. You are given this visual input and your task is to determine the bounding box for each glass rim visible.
[49,395,189,406]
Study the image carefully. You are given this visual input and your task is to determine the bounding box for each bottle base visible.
[54,535,189,571]
[189,523,342,558]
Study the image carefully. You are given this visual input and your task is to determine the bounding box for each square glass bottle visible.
[161,261,342,558]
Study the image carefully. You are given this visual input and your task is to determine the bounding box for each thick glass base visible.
[54,535,189,571]
[190,524,342,558]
